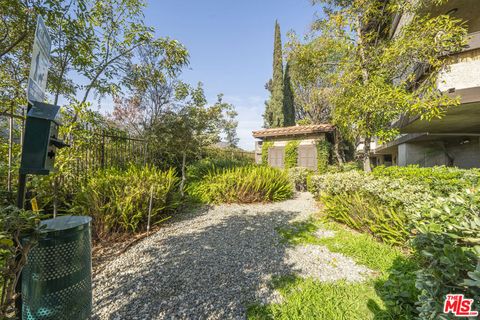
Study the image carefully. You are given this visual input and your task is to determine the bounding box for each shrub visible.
[186,156,252,182]
[373,165,480,196]
[321,192,409,246]
[72,164,180,238]
[312,167,480,317]
[412,191,480,318]
[309,171,434,215]
[284,141,300,169]
[0,206,43,316]
[287,167,312,191]
[316,140,331,173]
[201,147,254,163]
[188,165,293,204]
[261,141,273,165]
[326,161,361,173]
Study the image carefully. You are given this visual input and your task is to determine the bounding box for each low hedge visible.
[188,165,293,204]
[309,166,480,318]
[373,165,480,196]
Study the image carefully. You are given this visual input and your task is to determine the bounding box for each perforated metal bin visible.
[21,216,92,320]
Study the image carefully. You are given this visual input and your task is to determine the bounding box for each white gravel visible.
[314,229,336,239]
[91,192,372,320]
[285,244,372,282]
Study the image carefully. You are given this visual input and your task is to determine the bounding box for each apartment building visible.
[372,0,480,168]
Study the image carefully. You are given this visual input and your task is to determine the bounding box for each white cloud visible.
[222,95,266,151]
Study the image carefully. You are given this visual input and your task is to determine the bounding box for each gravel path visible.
[92,192,372,320]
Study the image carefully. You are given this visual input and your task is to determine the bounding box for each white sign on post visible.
[27,15,52,104]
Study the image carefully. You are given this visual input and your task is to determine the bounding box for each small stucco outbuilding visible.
[252,124,335,170]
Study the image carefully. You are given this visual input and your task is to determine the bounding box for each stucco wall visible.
[397,138,480,168]
[449,138,480,168]
[254,133,327,164]
[398,143,448,167]
[438,49,480,93]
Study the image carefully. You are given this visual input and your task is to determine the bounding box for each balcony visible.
[393,1,480,135]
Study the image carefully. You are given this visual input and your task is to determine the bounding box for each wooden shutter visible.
[298,145,317,170]
[268,147,285,168]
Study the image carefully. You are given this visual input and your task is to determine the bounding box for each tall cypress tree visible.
[264,20,284,128]
[283,62,295,126]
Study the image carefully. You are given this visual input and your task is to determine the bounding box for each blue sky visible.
[144,0,317,150]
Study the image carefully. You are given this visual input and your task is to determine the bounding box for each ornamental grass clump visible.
[186,156,252,182]
[189,166,293,204]
[72,164,180,239]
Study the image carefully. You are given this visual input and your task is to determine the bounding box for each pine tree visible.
[264,20,284,128]
[283,62,295,126]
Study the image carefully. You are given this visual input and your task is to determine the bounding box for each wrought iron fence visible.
[1,109,254,194]
[0,111,152,193]
[0,108,24,193]
[64,129,151,178]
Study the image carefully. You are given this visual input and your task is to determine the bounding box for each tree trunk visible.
[333,129,345,165]
[179,152,186,197]
[363,136,372,172]
[357,21,372,173]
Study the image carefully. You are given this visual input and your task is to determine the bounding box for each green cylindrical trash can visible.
[21,216,92,320]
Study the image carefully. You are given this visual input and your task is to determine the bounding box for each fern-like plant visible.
[72,164,180,238]
[188,165,293,204]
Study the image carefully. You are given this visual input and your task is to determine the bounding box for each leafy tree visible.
[214,94,239,148]
[79,0,153,104]
[46,0,95,104]
[283,62,295,126]
[1,0,47,110]
[143,83,229,194]
[264,20,284,128]
[285,30,347,163]
[285,30,344,125]
[111,39,189,134]
[119,78,231,171]
[0,0,38,60]
[311,0,468,171]
[0,0,153,110]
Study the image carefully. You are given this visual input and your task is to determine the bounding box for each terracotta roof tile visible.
[252,124,335,138]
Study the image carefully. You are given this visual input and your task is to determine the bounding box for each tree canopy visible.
[287,0,467,171]
[1,0,239,170]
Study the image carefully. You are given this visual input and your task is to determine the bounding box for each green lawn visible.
[248,219,418,320]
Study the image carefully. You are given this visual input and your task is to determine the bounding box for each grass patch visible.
[266,218,419,319]
[277,219,406,273]
[248,276,393,320]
